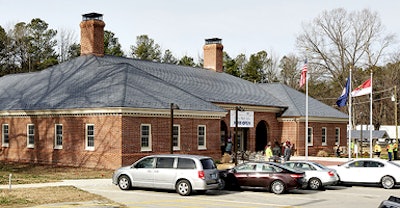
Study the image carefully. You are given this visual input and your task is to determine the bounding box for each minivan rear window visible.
[177,158,196,169]
[200,158,216,170]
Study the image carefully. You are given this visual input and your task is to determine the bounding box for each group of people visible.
[376,141,399,161]
[265,140,292,162]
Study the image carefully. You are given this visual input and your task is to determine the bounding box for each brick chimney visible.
[80,13,105,56]
[203,38,223,72]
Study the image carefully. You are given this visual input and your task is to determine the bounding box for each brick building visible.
[0,13,347,169]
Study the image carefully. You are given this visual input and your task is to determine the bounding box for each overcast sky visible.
[1,0,399,60]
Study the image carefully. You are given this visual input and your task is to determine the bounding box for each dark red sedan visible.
[219,161,307,194]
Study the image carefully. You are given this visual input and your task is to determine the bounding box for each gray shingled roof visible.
[0,55,224,112]
[258,83,348,119]
[349,130,389,139]
[108,56,287,107]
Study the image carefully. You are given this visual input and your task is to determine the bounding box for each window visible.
[322,127,327,146]
[307,127,313,146]
[2,124,9,147]
[173,125,180,151]
[200,158,216,169]
[335,128,340,145]
[236,163,257,172]
[198,125,206,150]
[86,124,94,151]
[140,124,152,151]
[27,124,34,148]
[177,158,196,169]
[156,157,175,168]
[54,124,63,149]
[135,157,155,168]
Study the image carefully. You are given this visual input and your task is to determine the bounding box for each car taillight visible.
[290,174,303,179]
[198,170,205,180]
[328,171,335,177]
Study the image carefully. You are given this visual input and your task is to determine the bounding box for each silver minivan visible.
[112,154,220,196]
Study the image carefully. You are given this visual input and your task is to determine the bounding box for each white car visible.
[283,161,339,190]
[328,158,400,189]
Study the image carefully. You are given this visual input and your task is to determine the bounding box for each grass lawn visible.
[0,162,122,207]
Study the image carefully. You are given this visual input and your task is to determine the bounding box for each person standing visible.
[264,143,273,161]
[374,143,381,158]
[387,141,394,161]
[336,145,341,157]
[225,138,232,154]
[283,143,291,161]
[393,141,398,160]
[272,141,281,162]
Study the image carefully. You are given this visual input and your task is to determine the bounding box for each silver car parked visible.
[283,161,339,190]
[112,154,220,196]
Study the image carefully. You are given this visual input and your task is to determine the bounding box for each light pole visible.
[360,112,363,158]
[234,106,243,165]
[392,86,398,159]
[170,103,179,154]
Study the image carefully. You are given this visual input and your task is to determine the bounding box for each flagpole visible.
[348,67,352,160]
[369,70,373,158]
[305,64,309,161]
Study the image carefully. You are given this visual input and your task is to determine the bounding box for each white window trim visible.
[140,124,152,152]
[54,124,63,149]
[198,125,207,150]
[307,127,313,146]
[173,124,180,151]
[2,124,9,147]
[85,124,95,151]
[27,124,35,149]
[335,127,340,145]
[322,127,327,146]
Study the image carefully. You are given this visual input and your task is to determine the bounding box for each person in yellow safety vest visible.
[265,142,273,161]
[387,142,394,161]
[393,141,398,160]
[350,141,355,157]
[374,143,382,158]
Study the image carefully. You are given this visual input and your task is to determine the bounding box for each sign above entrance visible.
[230,110,254,128]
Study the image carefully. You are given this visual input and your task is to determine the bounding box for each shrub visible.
[317,150,329,157]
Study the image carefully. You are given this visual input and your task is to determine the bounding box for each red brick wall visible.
[0,115,122,169]
[203,43,224,72]
[220,111,281,152]
[121,116,221,166]
[295,121,347,156]
[80,19,105,56]
[0,112,348,169]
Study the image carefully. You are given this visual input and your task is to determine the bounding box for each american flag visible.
[299,60,308,88]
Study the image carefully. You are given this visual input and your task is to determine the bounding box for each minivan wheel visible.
[271,180,285,194]
[118,175,131,190]
[176,179,192,196]
[381,176,395,189]
[309,178,322,190]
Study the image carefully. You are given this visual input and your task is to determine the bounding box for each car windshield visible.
[274,163,297,172]
[200,158,216,169]
[311,162,328,169]
[388,161,400,167]
[338,159,354,167]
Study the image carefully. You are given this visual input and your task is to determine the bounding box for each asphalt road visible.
[64,178,398,208]
[2,157,399,208]
[1,177,398,207]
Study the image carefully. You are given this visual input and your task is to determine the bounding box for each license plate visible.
[211,174,217,179]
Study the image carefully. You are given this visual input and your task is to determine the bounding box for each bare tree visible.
[57,28,77,63]
[296,8,395,86]
[279,54,300,88]
[262,50,280,83]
